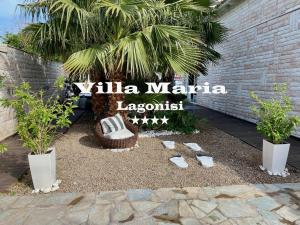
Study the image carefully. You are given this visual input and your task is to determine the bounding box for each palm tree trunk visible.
[91,70,108,119]
[107,70,127,119]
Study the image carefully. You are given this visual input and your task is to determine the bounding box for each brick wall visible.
[0,45,63,141]
[196,0,300,138]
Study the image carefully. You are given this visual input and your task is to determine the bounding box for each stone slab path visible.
[1,183,300,225]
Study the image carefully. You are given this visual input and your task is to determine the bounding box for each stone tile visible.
[88,204,112,225]
[31,193,81,207]
[275,183,300,191]
[218,200,258,218]
[127,189,153,201]
[218,220,237,225]
[66,193,96,212]
[202,210,227,224]
[0,208,31,225]
[182,187,205,199]
[60,207,91,225]
[151,189,175,202]
[10,196,35,208]
[258,210,284,225]
[191,199,217,214]
[180,217,202,225]
[121,216,157,225]
[157,222,178,225]
[275,206,300,222]
[248,196,282,211]
[23,207,65,225]
[111,201,134,222]
[151,200,179,218]
[190,206,206,219]
[98,191,126,202]
[179,200,195,217]
[131,201,160,212]
[216,185,256,196]
[294,191,300,199]
[0,196,19,210]
[202,187,220,199]
[232,216,267,225]
[270,193,293,206]
[47,219,66,225]
[257,184,281,193]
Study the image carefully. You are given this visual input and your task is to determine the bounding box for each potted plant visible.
[250,84,300,174]
[0,77,77,192]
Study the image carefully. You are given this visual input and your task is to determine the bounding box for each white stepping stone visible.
[196,154,214,168]
[183,143,203,152]
[162,141,176,149]
[169,155,188,168]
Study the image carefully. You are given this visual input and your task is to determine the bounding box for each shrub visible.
[0,78,78,155]
[250,84,300,144]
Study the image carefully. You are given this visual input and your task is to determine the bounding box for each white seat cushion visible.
[100,113,126,134]
[104,128,134,140]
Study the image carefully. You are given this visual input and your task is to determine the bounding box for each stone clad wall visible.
[196,0,300,138]
[0,45,63,141]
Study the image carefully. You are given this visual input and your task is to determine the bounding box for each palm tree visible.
[20,0,226,117]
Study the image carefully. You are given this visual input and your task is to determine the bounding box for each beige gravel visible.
[7,114,300,194]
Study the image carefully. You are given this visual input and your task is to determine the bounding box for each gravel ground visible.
[7,114,300,194]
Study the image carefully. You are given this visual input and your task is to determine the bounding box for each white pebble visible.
[51,186,59,192]
[259,165,265,171]
[32,189,40,194]
[267,170,273,176]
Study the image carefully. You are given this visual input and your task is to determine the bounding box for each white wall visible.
[0,45,63,141]
[196,0,300,138]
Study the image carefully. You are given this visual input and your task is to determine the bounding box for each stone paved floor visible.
[1,183,299,225]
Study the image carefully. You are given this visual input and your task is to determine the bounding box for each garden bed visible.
[7,116,300,194]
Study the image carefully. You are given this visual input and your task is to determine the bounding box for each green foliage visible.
[1,33,24,49]
[0,144,7,154]
[19,0,227,78]
[0,77,78,155]
[1,32,34,53]
[250,84,300,144]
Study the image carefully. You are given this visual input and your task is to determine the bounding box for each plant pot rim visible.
[263,139,290,146]
[28,147,56,156]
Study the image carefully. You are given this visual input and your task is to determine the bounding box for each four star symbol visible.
[129,116,169,125]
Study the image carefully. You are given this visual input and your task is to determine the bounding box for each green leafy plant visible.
[250,84,300,144]
[0,144,7,154]
[0,77,78,155]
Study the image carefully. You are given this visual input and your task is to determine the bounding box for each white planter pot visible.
[262,139,290,174]
[28,147,57,190]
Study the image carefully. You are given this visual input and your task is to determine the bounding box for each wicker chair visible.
[95,120,138,149]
